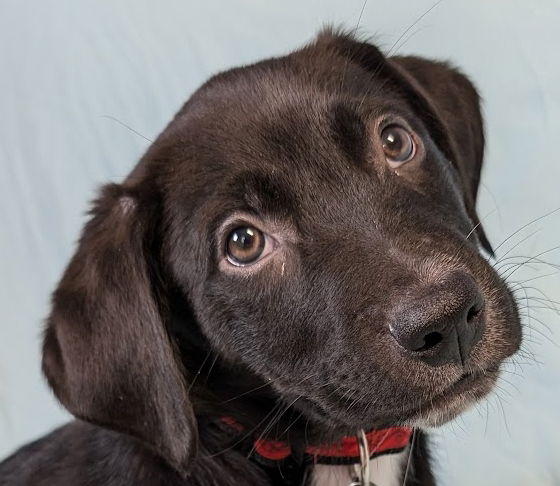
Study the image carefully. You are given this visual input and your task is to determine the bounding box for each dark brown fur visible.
[0,30,521,485]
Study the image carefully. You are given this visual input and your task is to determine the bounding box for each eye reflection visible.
[226,226,266,265]
[381,124,415,164]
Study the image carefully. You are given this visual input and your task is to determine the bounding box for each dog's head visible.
[42,31,521,475]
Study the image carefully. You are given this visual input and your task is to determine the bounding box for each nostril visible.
[413,331,443,352]
[466,304,481,323]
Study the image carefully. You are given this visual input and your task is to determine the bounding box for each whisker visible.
[496,253,560,271]
[187,350,212,395]
[205,401,284,458]
[496,375,522,396]
[353,0,369,34]
[523,318,557,346]
[220,380,277,404]
[493,228,541,263]
[492,206,560,254]
[246,396,302,459]
[446,208,498,263]
[387,0,445,57]
[501,246,560,281]
[100,114,153,143]
[279,410,304,438]
[221,371,319,403]
[391,26,428,56]
[491,381,514,400]
[512,285,560,313]
[335,0,369,102]
[484,399,490,437]
[494,393,512,438]
[356,0,445,110]
[203,354,220,384]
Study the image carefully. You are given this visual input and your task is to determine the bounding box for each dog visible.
[0,29,521,486]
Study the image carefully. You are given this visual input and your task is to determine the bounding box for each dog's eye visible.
[381,124,415,165]
[226,226,266,266]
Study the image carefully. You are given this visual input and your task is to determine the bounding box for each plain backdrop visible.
[1,1,559,484]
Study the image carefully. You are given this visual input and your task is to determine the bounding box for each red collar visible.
[222,417,413,463]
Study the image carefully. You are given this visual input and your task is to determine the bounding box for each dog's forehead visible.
[153,45,451,233]
[172,54,414,178]
[179,42,412,140]
[175,84,391,214]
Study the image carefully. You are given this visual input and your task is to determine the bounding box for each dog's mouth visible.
[289,365,501,434]
[423,368,497,426]
[450,366,500,393]
[400,365,501,427]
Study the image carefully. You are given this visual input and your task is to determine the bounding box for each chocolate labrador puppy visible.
[0,30,521,486]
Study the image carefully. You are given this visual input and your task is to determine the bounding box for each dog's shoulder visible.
[0,421,273,486]
[0,421,186,486]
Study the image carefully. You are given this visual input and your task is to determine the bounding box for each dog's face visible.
[42,31,521,474]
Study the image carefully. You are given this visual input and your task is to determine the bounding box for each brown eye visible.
[381,124,415,165]
[226,226,265,265]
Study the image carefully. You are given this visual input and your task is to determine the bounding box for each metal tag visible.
[348,430,377,486]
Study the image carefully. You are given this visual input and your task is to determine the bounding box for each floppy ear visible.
[388,55,494,255]
[42,182,196,476]
[317,30,493,255]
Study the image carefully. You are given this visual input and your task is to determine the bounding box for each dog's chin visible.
[405,367,500,428]
[294,367,500,436]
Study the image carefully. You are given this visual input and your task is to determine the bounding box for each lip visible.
[403,366,500,425]
[444,366,499,396]
[291,366,501,432]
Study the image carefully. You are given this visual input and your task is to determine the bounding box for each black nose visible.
[389,271,485,366]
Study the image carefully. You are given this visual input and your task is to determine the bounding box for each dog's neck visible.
[215,417,412,485]
[191,414,411,486]
[171,309,412,485]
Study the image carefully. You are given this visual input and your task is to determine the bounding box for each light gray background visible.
[1,1,559,484]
